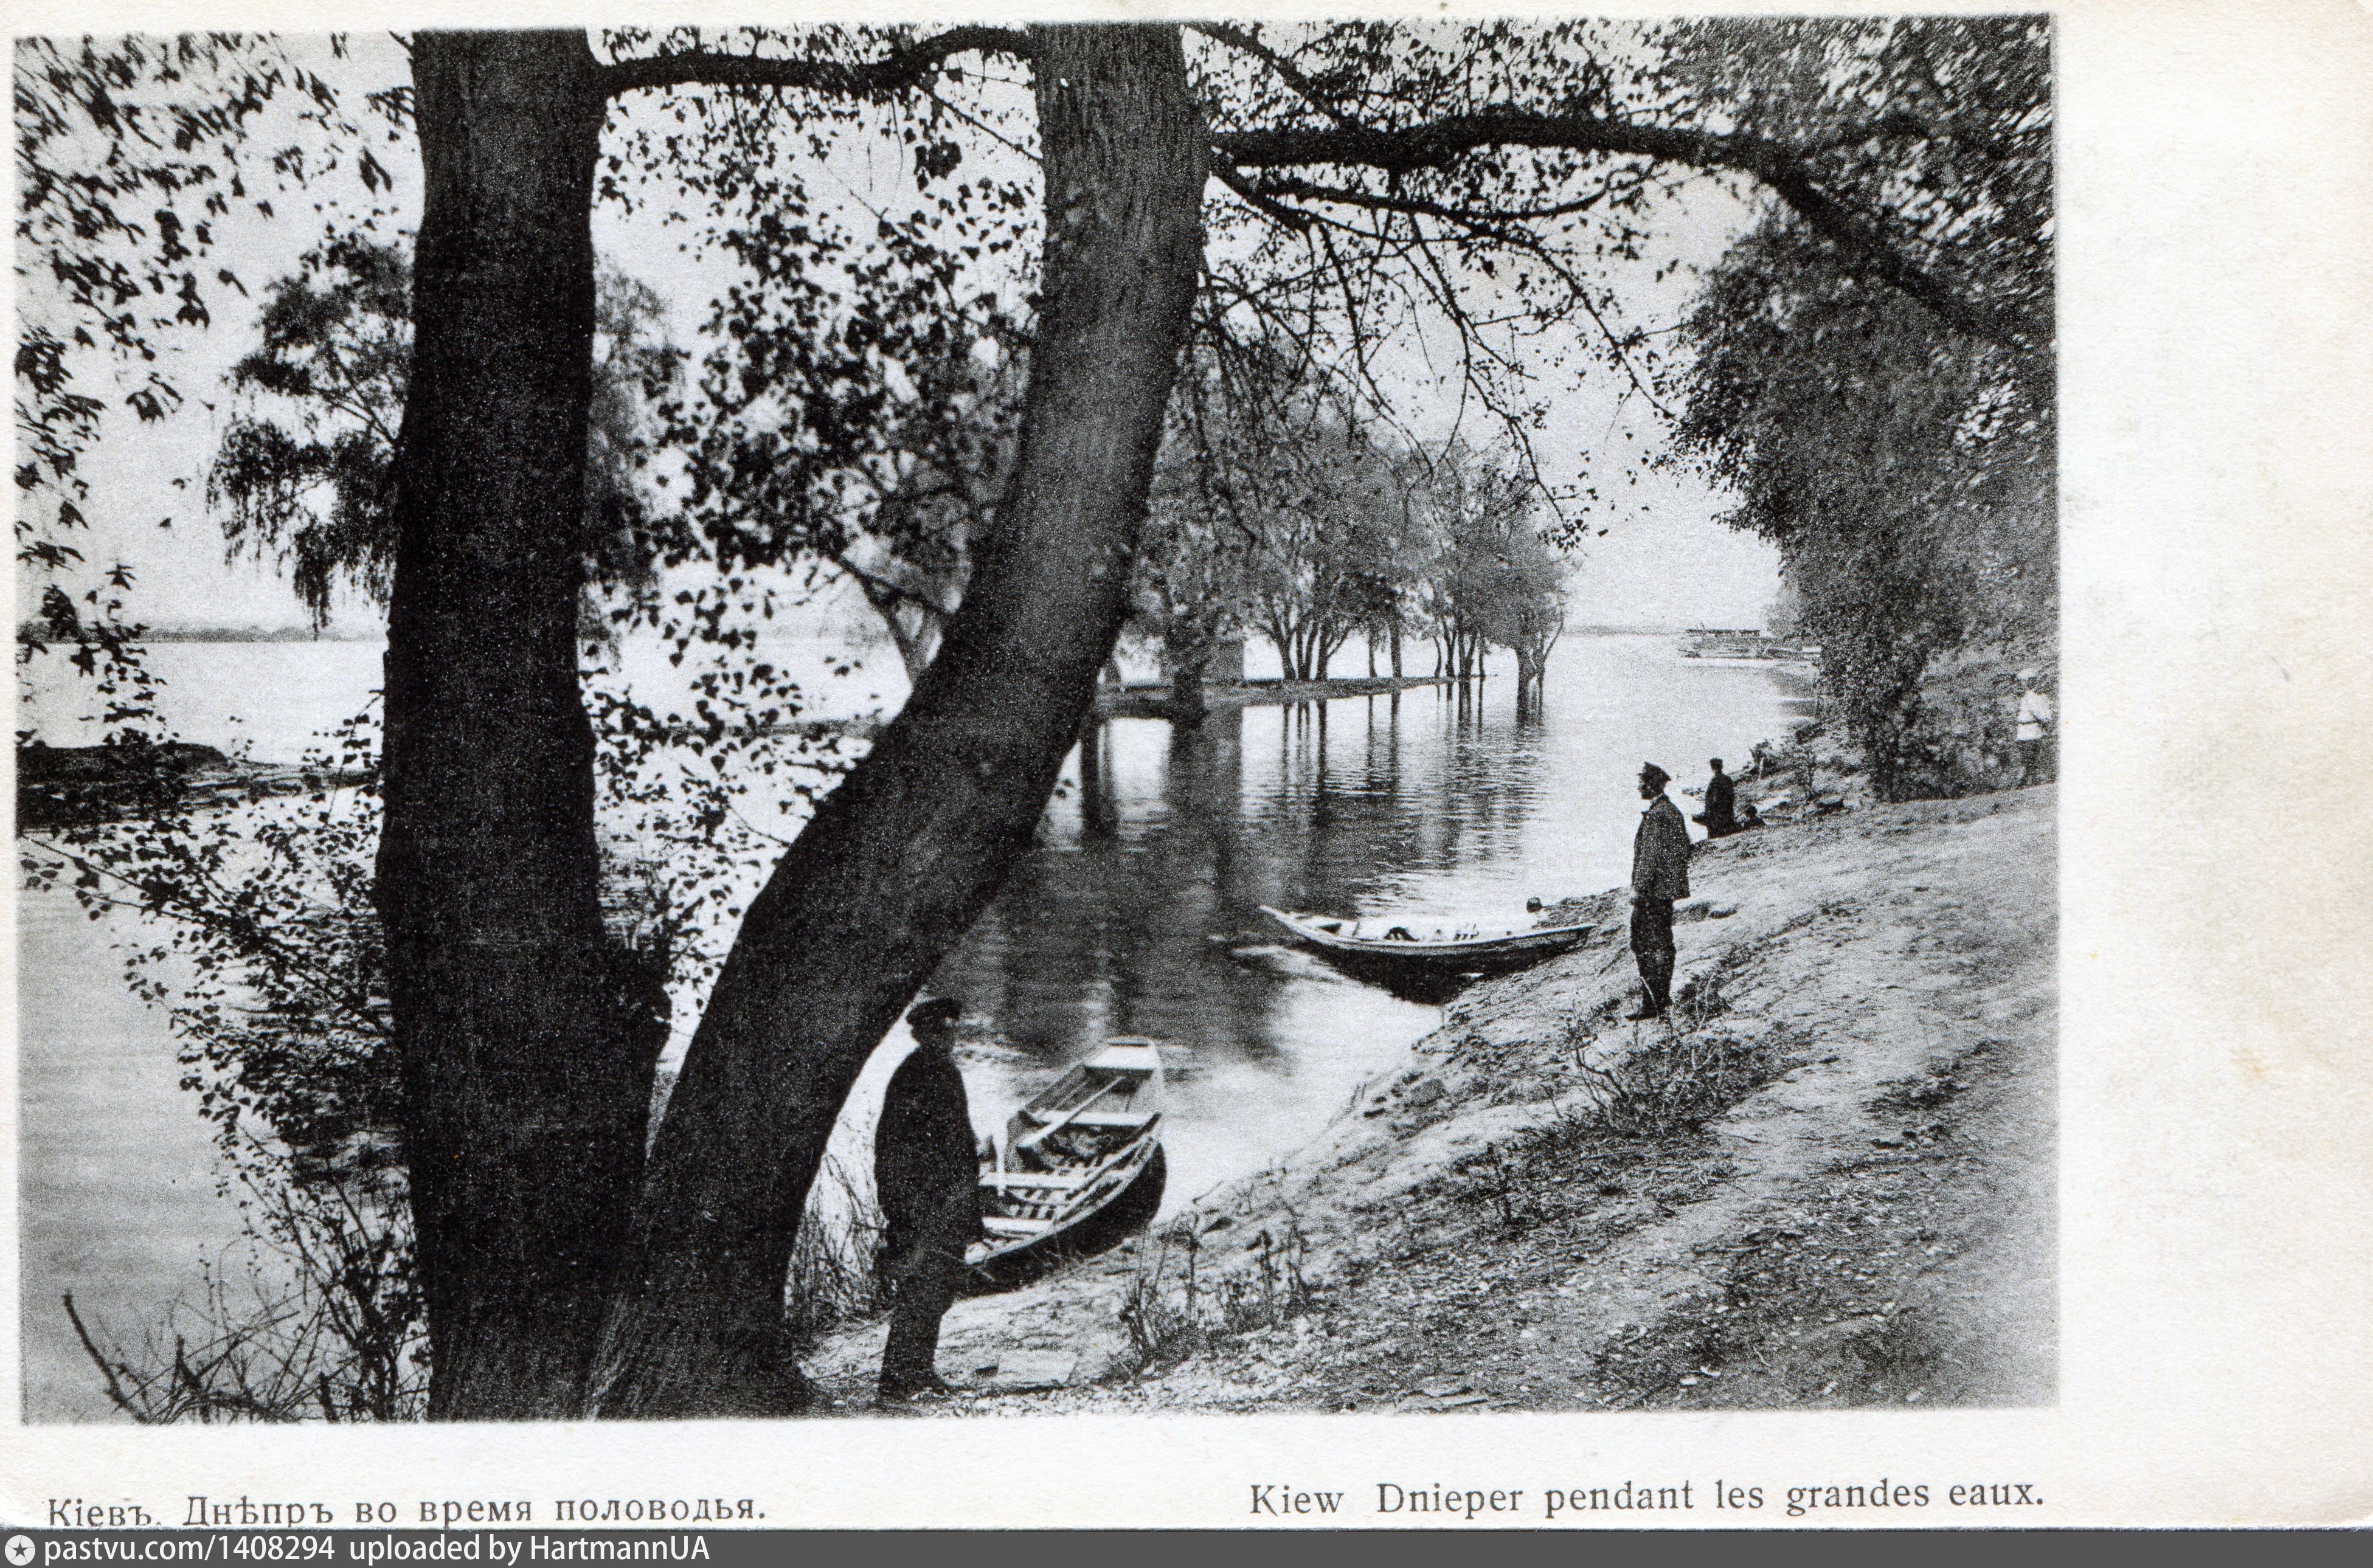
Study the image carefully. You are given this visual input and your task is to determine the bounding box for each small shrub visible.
[1114,1214,1312,1378]
[1572,1032,1778,1139]
[64,1161,426,1423]
[1118,1220,1205,1372]
[781,1154,883,1350]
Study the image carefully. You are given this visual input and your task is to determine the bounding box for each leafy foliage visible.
[15,35,397,744]
[1135,336,1568,690]
[21,707,392,1162]
[1404,443,1566,685]
[1667,19,2053,798]
[598,39,1037,681]
[206,235,684,631]
[21,697,426,1420]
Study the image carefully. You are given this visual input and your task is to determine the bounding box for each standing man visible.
[1700,758,1739,838]
[2015,668,2056,786]
[1628,763,1692,1020]
[873,996,983,1401]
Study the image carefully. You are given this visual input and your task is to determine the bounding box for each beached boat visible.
[1259,906,1595,981]
[967,1038,1168,1290]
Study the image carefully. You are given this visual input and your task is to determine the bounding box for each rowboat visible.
[966,1038,1168,1291]
[1259,905,1595,982]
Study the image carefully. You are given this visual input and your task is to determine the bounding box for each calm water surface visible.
[934,637,1807,1208]
[16,633,1801,1419]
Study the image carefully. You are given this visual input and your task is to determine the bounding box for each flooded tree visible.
[699,317,1031,686]
[1402,445,1556,686]
[1131,386,1255,724]
[1229,422,1404,684]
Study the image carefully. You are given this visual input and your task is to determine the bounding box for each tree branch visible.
[598,27,1033,100]
[1245,169,1633,228]
[831,549,947,618]
[1213,111,2035,353]
[1187,23,1366,131]
[63,1294,147,1423]
[1209,160,1312,230]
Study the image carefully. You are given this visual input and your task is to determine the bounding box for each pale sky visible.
[21,31,1781,641]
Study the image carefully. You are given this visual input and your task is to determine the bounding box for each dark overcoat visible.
[875,1042,979,1237]
[1631,795,1693,902]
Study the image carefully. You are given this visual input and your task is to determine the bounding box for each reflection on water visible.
[929,636,1807,1214]
[17,889,237,1423]
[17,632,1803,1417]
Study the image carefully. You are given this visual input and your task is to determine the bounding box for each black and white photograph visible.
[4,1,2367,1532]
[15,14,2057,1428]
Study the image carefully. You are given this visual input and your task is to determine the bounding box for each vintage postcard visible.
[4,0,2368,1532]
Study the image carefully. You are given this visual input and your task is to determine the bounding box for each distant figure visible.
[1627,763,1692,1020]
[873,997,983,1401]
[2015,669,2056,786]
[1739,801,1765,831]
[1700,758,1738,838]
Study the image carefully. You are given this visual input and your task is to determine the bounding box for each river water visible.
[15,632,1803,1420]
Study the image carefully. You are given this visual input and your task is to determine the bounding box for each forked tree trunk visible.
[376,32,663,1420]
[1264,621,1299,683]
[1514,646,1541,714]
[585,23,1207,1416]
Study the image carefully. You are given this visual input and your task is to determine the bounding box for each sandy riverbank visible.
[806,781,2057,1413]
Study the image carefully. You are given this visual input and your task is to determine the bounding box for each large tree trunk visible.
[585,23,1206,1417]
[376,31,661,1420]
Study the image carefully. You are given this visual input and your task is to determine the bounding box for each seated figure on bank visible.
[1695,757,1738,838]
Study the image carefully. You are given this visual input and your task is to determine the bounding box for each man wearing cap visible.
[873,996,983,1401]
[1628,763,1692,1020]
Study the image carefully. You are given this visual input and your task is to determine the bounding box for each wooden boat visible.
[1259,905,1595,980]
[966,1038,1168,1290]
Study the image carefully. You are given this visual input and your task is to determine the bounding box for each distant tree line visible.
[1134,342,1571,716]
[198,236,1576,714]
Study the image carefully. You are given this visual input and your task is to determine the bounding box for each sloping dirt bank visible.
[808,786,2056,1413]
